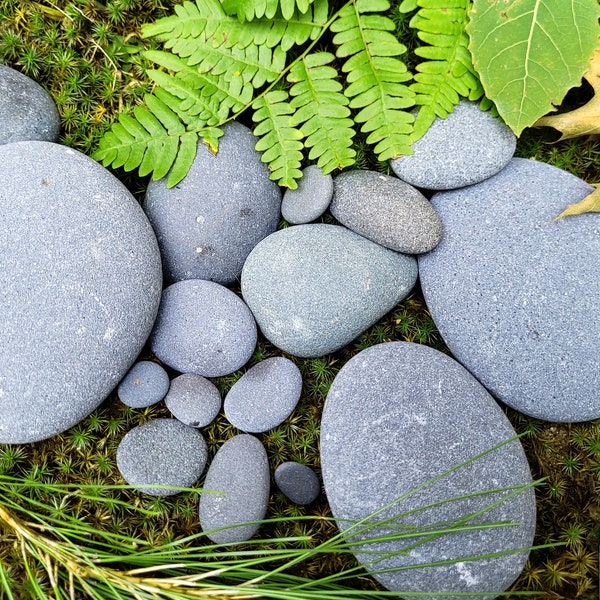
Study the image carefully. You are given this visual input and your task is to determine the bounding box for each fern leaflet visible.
[223,0,317,22]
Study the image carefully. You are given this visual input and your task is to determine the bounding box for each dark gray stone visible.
[0,141,162,444]
[199,434,270,544]
[281,165,333,224]
[165,373,222,428]
[419,157,600,422]
[0,65,60,144]
[150,279,257,378]
[241,224,417,357]
[224,357,302,432]
[117,419,207,496]
[330,170,442,253]
[274,461,320,505]
[117,361,170,408]
[144,121,281,285]
[390,100,516,190]
[321,342,536,599]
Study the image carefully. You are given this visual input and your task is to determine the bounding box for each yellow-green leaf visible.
[554,185,600,221]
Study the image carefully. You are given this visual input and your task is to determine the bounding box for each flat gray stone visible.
[321,342,536,598]
[330,170,442,253]
[0,141,162,444]
[118,361,170,408]
[274,461,320,505]
[199,434,270,544]
[144,121,281,285]
[281,165,333,224]
[241,224,417,357]
[150,279,257,378]
[419,157,600,422]
[117,419,208,496]
[165,373,222,428]
[0,65,60,144]
[391,100,516,190]
[224,357,302,433]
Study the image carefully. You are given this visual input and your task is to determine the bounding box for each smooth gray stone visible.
[117,361,170,408]
[0,141,162,444]
[241,224,417,357]
[274,461,320,505]
[117,418,207,496]
[330,170,442,254]
[165,373,222,428]
[150,279,257,378]
[0,65,60,144]
[321,342,536,598]
[144,121,281,285]
[281,165,333,224]
[199,434,270,544]
[391,100,516,190]
[224,357,302,433]
[419,157,600,422]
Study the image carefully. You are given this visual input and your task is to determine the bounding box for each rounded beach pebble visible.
[281,165,333,224]
[419,157,600,422]
[165,373,222,428]
[390,100,516,190]
[117,361,170,408]
[320,342,535,597]
[117,419,208,496]
[0,141,162,444]
[274,462,320,505]
[150,279,257,378]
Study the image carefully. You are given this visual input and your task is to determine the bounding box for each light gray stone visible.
[241,224,417,357]
[150,279,257,378]
[419,157,600,422]
[330,170,442,253]
[117,418,208,496]
[321,342,536,599]
[0,141,162,444]
[165,373,222,428]
[391,100,516,190]
[144,121,281,285]
[281,165,333,224]
[199,434,270,544]
[224,357,302,433]
[0,65,60,145]
[274,461,320,505]
[118,361,170,408]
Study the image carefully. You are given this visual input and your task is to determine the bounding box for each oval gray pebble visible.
[117,361,170,408]
[274,462,320,505]
[281,165,333,224]
[165,373,222,428]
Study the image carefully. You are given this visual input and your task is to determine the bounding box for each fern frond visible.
[331,0,415,161]
[288,52,356,173]
[223,0,317,22]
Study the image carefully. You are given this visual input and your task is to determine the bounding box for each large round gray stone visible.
[321,342,536,598]
[144,121,281,285]
[241,224,417,357]
[0,141,162,444]
[419,158,600,422]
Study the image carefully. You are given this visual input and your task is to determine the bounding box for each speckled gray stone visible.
[241,224,417,357]
[224,357,302,433]
[275,462,320,505]
[281,165,333,224]
[150,279,257,378]
[199,434,270,543]
[419,157,600,422]
[321,342,535,598]
[390,101,516,190]
[0,65,60,144]
[117,419,208,496]
[144,121,281,285]
[117,361,170,408]
[0,141,162,444]
[330,170,442,253]
[165,373,222,428]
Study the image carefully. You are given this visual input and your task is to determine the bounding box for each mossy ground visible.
[1,1,599,598]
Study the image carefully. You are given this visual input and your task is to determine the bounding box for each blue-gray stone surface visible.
[274,461,320,505]
[224,357,302,433]
[0,141,162,444]
[199,434,270,544]
[241,224,417,357]
[281,165,333,224]
[419,158,600,422]
[118,361,170,408]
[390,101,516,190]
[117,419,208,496]
[330,170,442,253]
[320,342,535,599]
[144,121,281,285]
[165,373,222,428]
[0,65,60,144]
[150,279,257,378]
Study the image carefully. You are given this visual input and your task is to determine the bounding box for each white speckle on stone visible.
[0,389,3,398]
[455,562,478,586]
[196,215,205,224]
[65,148,75,155]
[103,327,115,341]
[196,246,203,253]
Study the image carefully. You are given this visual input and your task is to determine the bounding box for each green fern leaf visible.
[223,0,317,21]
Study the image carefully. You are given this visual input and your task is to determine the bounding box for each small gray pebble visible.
[275,462,320,505]
[117,361,170,408]
[281,165,333,224]
[165,373,222,428]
